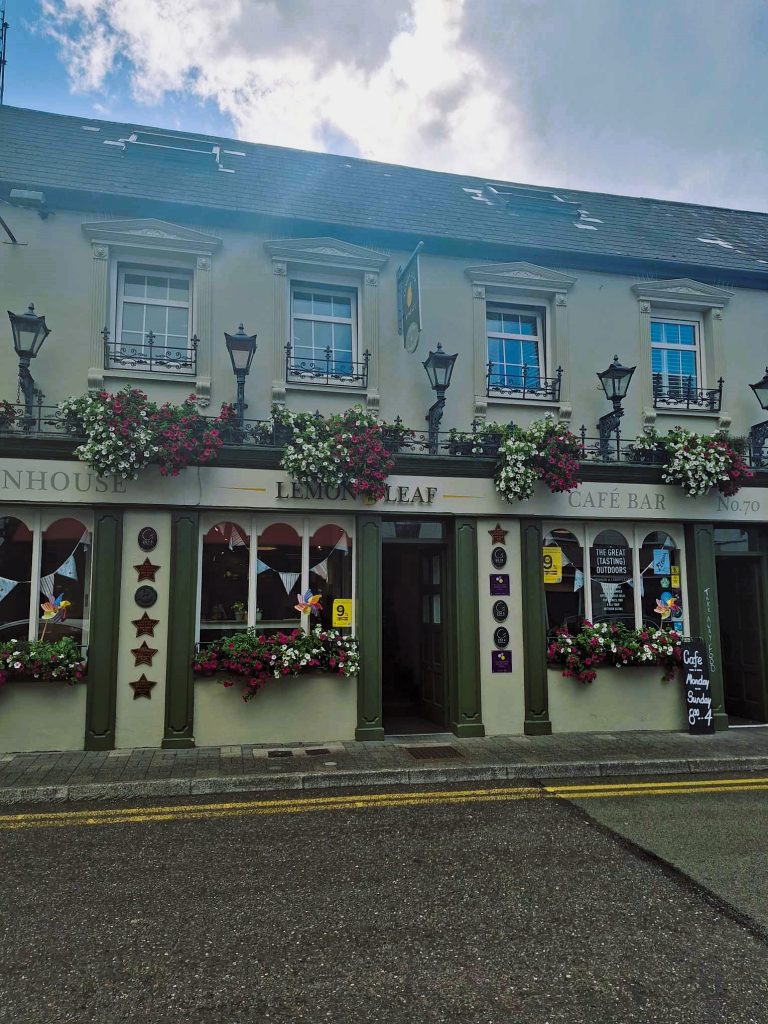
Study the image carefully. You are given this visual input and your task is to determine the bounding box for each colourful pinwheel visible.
[41,594,71,623]
[654,594,678,620]
[294,590,323,617]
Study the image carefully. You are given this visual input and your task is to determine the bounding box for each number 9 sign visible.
[332,599,352,628]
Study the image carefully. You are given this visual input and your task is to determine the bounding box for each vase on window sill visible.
[253,609,263,622]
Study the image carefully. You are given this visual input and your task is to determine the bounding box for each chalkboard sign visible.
[681,637,715,734]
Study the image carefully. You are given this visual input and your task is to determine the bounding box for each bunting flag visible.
[333,533,349,556]
[40,573,56,600]
[573,568,584,593]
[56,553,78,581]
[79,530,91,548]
[0,576,17,603]
[229,525,247,550]
[278,571,301,595]
[256,558,271,575]
[311,558,329,581]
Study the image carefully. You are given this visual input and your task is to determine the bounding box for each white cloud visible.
[40,0,536,179]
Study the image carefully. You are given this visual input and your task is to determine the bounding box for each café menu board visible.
[681,637,715,734]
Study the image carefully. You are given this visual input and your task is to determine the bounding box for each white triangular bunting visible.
[229,525,247,550]
[278,571,300,595]
[573,568,584,593]
[40,573,55,599]
[311,558,329,581]
[333,533,349,556]
[599,581,621,606]
[256,558,271,575]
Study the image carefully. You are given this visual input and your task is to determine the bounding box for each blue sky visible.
[4,0,768,212]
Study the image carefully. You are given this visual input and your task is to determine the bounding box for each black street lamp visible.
[224,322,257,427]
[422,342,457,455]
[749,366,768,467]
[8,302,51,426]
[596,354,635,460]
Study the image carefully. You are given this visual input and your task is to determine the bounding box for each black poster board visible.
[681,637,715,734]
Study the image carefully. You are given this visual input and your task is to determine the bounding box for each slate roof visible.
[1,105,767,278]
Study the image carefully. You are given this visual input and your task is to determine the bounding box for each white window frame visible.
[650,313,705,403]
[196,513,356,641]
[542,520,689,633]
[288,280,359,382]
[114,263,195,374]
[0,507,94,645]
[486,304,545,391]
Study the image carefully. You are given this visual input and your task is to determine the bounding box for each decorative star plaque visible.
[488,523,507,545]
[132,612,159,637]
[130,675,157,699]
[130,641,158,666]
[134,558,160,582]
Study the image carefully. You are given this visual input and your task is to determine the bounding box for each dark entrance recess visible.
[714,528,768,724]
[381,518,448,734]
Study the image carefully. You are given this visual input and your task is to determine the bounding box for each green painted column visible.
[162,511,200,749]
[355,515,384,740]
[684,523,728,731]
[84,508,124,750]
[451,517,484,737]
[520,518,551,735]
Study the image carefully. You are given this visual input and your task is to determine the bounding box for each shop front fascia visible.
[1,455,767,750]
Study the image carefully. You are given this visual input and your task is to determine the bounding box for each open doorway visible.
[716,554,768,724]
[381,519,448,734]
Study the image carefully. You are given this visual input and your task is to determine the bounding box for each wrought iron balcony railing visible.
[1,398,765,469]
[286,343,369,387]
[104,328,198,375]
[486,363,562,401]
[652,374,723,412]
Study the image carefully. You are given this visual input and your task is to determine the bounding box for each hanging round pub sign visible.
[491,547,507,569]
[493,626,510,649]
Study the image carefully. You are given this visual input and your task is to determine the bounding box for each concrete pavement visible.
[1,726,767,803]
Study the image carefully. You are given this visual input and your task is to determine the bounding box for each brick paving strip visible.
[0,729,766,804]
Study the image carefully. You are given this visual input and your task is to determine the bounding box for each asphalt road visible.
[1,777,767,1024]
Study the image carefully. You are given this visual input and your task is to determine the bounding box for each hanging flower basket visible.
[58,387,237,480]
[193,626,359,702]
[629,427,752,497]
[0,400,17,431]
[495,416,582,502]
[547,621,682,684]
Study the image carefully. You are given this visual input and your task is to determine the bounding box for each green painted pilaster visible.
[520,518,551,735]
[684,523,728,731]
[451,517,484,737]
[162,511,200,748]
[84,508,123,750]
[355,515,384,740]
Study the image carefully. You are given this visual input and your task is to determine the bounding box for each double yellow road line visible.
[0,775,766,831]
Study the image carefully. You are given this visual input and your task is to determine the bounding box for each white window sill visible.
[103,368,198,385]
[654,406,722,418]
[286,380,368,398]
[486,395,561,411]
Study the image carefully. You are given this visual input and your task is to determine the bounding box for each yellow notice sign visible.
[332,599,353,628]
[671,567,680,589]
[542,547,563,584]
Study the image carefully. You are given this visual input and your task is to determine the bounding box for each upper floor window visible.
[651,317,703,406]
[110,267,196,375]
[287,283,368,387]
[487,305,544,394]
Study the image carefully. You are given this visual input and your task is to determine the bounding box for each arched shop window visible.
[256,522,302,627]
[638,531,684,630]
[543,527,584,636]
[0,516,32,641]
[0,511,92,643]
[199,522,250,643]
[543,522,687,635]
[590,528,634,626]
[309,524,353,632]
[39,518,91,643]
[197,516,355,640]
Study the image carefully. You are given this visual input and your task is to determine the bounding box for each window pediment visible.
[264,236,388,272]
[631,278,732,308]
[81,219,222,255]
[465,261,576,294]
